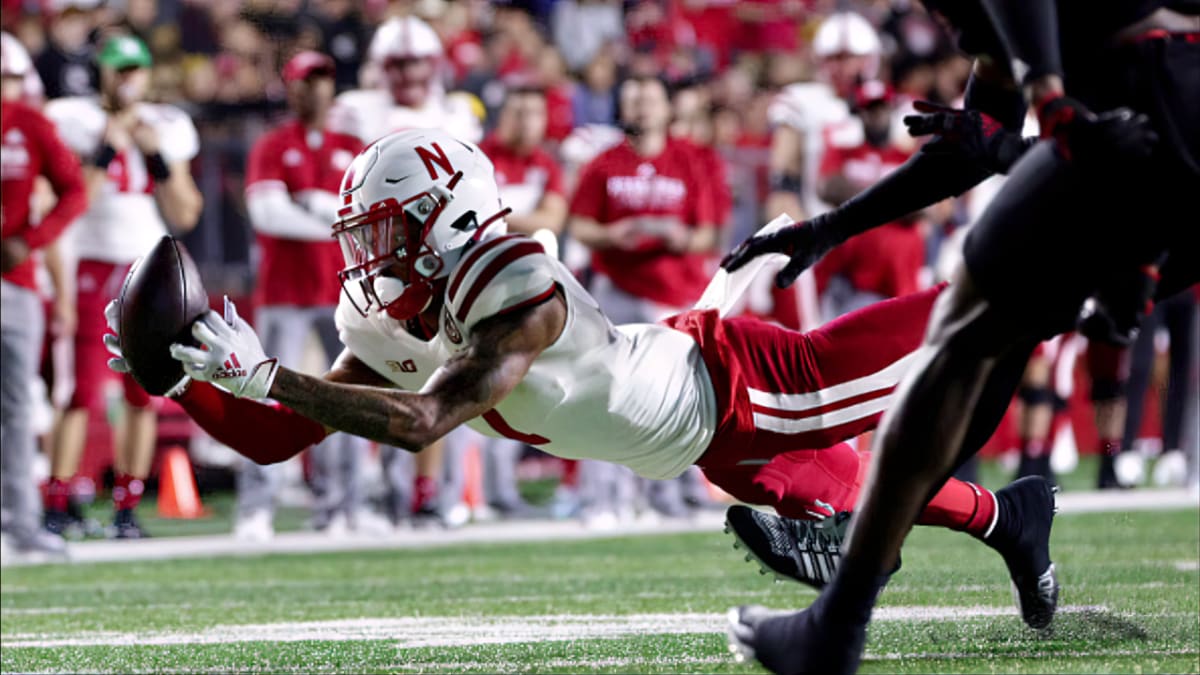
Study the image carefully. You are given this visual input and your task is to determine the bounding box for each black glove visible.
[1036,95,1158,164]
[903,100,1033,174]
[721,215,835,289]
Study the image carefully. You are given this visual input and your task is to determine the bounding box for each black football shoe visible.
[727,600,867,675]
[725,506,852,589]
[110,508,149,539]
[985,476,1060,630]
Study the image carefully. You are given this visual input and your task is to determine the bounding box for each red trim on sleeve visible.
[454,241,545,322]
[175,381,329,464]
[447,233,521,302]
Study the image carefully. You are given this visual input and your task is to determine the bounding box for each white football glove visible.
[169,297,279,401]
[104,297,191,397]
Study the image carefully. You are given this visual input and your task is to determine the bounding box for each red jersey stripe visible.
[455,241,545,322]
[482,409,550,445]
[447,233,522,302]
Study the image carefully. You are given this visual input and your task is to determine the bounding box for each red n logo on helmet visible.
[415,142,454,180]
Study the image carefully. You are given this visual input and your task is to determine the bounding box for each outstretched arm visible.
[268,293,565,451]
[724,63,1025,288]
[173,292,567,454]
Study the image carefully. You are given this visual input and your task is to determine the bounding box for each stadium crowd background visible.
[1,0,1195,546]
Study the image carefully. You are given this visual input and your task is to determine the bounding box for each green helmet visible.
[97,35,152,70]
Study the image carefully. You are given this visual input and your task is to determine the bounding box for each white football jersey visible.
[44,97,199,263]
[336,233,717,480]
[328,88,482,146]
[769,82,849,218]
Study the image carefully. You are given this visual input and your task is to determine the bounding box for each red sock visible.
[45,477,71,512]
[560,459,579,488]
[412,475,438,512]
[916,478,997,538]
[1099,437,1121,457]
[112,473,145,511]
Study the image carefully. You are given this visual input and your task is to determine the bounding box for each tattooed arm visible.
[267,291,567,452]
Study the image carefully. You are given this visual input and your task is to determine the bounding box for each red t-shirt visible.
[245,120,363,307]
[478,135,564,217]
[569,137,718,307]
[1,101,86,290]
[815,136,923,299]
[544,84,575,143]
[678,138,732,226]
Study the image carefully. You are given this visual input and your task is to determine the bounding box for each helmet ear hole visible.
[447,210,479,233]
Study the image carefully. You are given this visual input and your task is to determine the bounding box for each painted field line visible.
[2,488,1194,568]
[1,605,1110,649]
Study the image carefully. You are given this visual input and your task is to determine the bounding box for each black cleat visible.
[110,508,149,539]
[42,508,72,537]
[727,602,866,675]
[725,506,851,589]
[986,476,1059,630]
[410,502,446,529]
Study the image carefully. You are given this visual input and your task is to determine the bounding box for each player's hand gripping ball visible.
[105,236,208,396]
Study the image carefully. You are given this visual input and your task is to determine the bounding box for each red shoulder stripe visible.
[455,241,544,323]
[447,234,521,303]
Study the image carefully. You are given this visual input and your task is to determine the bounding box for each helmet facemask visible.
[334,171,510,321]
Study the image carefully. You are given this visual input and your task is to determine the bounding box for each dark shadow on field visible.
[1032,609,1149,642]
[894,607,1153,653]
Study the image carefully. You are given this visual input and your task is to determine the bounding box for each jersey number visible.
[482,409,550,445]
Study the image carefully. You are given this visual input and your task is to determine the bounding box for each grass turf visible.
[2,508,1197,674]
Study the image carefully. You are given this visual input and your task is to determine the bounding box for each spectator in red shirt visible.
[568,74,723,524]
[1,41,87,556]
[479,87,568,242]
[569,75,721,322]
[813,81,926,318]
[239,51,372,539]
[452,86,569,518]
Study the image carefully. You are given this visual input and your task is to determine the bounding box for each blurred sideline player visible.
[328,14,481,525]
[723,2,1199,671]
[765,12,882,223]
[238,51,374,540]
[764,12,884,331]
[330,15,482,145]
[813,80,923,319]
[44,34,202,539]
[449,85,566,519]
[105,129,1047,597]
[1,32,87,556]
[567,75,724,524]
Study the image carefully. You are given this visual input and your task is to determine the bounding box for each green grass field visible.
[2,507,1198,674]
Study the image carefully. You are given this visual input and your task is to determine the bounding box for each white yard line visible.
[2,488,1194,568]
[1,605,1114,649]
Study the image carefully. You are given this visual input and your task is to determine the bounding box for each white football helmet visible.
[334,129,509,320]
[0,31,43,104]
[811,12,882,97]
[367,15,444,63]
[1,31,32,77]
[811,12,882,59]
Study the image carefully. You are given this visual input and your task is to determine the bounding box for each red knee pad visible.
[764,444,863,519]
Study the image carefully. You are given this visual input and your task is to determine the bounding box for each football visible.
[117,235,209,396]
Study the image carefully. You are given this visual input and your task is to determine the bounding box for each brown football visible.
[117,236,209,396]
